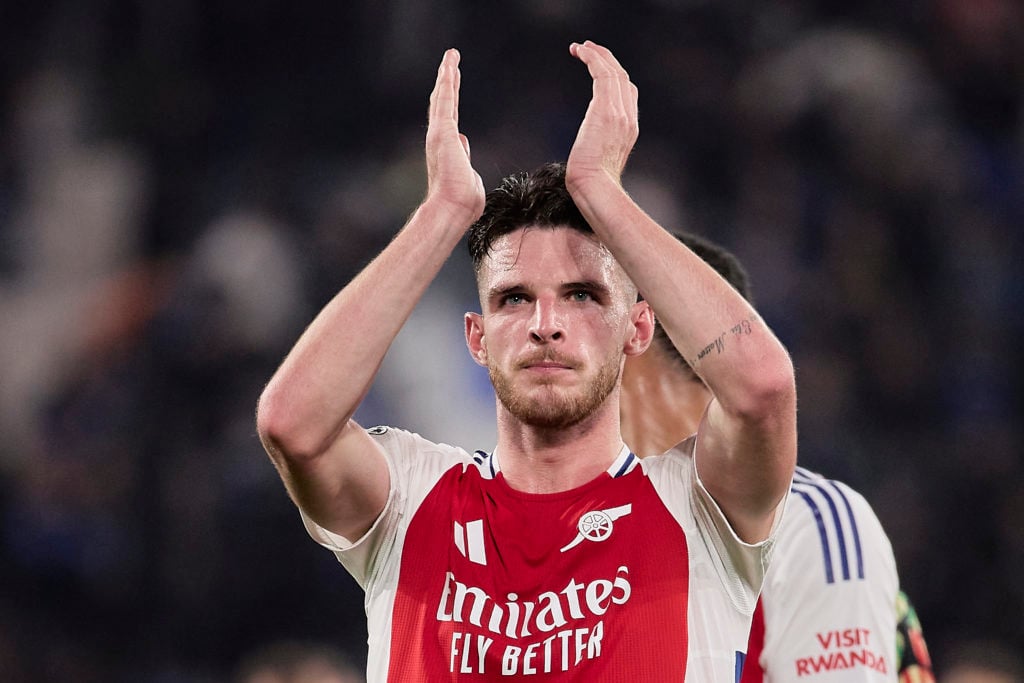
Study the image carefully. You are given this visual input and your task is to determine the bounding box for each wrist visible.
[565,168,622,201]
[565,171,629,218]
[417,194,484,234]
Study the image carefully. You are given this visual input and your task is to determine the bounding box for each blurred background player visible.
[620,230,935,682]
[234,640,364,683]
[937,638,1023,683]
[896,590,935,682]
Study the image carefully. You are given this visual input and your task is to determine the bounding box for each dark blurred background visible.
[0,1,1021,681]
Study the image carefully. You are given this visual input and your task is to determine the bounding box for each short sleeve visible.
[299,426,471,589]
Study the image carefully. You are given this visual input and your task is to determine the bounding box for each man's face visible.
[466,226,645,429]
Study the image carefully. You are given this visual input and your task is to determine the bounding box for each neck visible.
[494,394,625,494]
[620,347,711,457]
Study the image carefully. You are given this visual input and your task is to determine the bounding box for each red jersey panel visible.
[302,427,772,682]
[388,455,689,679]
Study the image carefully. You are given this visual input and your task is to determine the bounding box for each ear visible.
[624,300,655,357]
[465,312,488,367]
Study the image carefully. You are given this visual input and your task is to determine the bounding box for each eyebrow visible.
[563,280,611,297]
[486,280,612,299]
[487,283,526,298]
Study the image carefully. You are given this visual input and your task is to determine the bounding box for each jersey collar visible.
[479,443,637,481]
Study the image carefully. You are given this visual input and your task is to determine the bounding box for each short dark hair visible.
[467,162,591,272]
[653,231,753,372]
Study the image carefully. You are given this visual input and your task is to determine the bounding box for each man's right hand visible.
[425,48,485,222]
[257,47,487,543]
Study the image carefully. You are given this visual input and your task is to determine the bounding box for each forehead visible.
[479,226,622,288]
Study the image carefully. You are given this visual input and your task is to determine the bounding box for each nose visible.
[529,297,564,343]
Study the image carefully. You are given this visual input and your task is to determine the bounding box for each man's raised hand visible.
[425,48,485,222]
[565,41,639,194]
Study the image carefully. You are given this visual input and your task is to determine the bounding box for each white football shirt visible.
[303,427,782,681]
[741,467,899,682]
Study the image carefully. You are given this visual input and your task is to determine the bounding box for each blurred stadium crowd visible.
[0,1,1021,681]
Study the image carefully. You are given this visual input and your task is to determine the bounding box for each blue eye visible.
[571,290,592,302]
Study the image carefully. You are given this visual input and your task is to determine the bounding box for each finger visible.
[571,40,629,80]
[594,45,633,120]
[586,42,638,122]
[459,133,471,160]
[593,42,638,120]
[582,40,629,75]
[453,51,461,127]
[626,77,639,123]
[573,41,637,119]
[570,41,614,108]
[429,48,459,125]
[428,54,444,123]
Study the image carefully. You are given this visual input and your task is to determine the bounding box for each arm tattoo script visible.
[693,317,757,364]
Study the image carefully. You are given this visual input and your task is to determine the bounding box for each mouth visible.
[519,355,575,372]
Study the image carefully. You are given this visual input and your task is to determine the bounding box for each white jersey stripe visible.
[465,518,487,565]
[454,521,466,557]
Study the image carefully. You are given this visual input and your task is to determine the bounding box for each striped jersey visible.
[741,467,899,682]
[302,426,781,681]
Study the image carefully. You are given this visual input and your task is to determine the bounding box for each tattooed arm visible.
[565,40,796,543]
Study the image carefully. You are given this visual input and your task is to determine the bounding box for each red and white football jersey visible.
[303,427,779,681]
[741,467,899,682]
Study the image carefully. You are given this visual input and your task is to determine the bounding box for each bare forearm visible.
[563,39,793,418]
[565,40,794,539]
[571,177,789,402]
[257,199,474,459]
[572,176,796,534]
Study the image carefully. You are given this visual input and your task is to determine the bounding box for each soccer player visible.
[256,41,797,680]
[620,230,934,682]
[895,591,935,682]
[939,639,1023,683]
[234,640,364,683]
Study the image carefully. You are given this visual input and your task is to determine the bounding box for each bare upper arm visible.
[266,419,392,543]
[694,385,797,544]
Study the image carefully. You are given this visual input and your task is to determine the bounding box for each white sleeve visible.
[690,439,787,602]
[299,426,470,588]
[758,472,898,682]
[645,436,786,607]
[643,436,787,680]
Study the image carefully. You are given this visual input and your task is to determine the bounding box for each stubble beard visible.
[489,357,622,430]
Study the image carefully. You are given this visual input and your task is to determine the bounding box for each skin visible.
[256,48,484,542]
[562,42,797,542]
[256,40,796,550]
[620,340,712,459]
[465,227,652,493]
